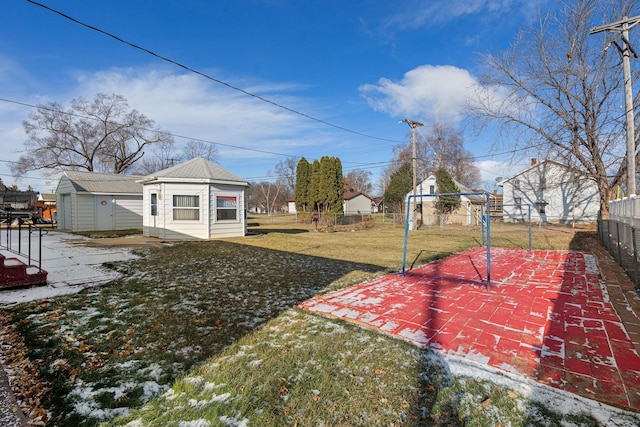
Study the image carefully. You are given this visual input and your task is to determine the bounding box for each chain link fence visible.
[296,212,375,228]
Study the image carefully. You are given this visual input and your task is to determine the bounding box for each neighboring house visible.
[55,171,144,232]
[139,157,249,239]
[343,191,375,214]
[498,159,599,223]
[287,199,297,214]
[372,197,384,214]
[37,193,57,222]
[287,193,376,215]
[405,175,486,227]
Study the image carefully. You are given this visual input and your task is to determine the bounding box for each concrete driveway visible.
[0,229,160,305]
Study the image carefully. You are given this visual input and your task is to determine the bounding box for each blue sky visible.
[1,0,554,194]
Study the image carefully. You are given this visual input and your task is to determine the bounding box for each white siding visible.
[56,172,143,231]
[502,162,599,223]
[209,186,245,238]
[75,194,96,231]
[152,183,209,239]
[157,183,209,240]
[142,181,246,239]
[142,183,163,238]
[55,176,75,231]
[343,195,374,214]
[113,195,143,230]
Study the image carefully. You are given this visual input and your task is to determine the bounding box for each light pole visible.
[591,15,640,196]
[401,119,424,230]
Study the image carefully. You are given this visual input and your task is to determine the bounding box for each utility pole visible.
[591,15,640,196]
[401,119,424,230]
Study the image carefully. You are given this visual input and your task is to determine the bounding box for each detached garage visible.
[139,157,249,239]
[56,171,144,232]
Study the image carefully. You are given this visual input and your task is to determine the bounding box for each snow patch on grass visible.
[218,413,249,427]
[178,420,211,427]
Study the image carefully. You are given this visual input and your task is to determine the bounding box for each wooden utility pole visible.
[591,15,640,196]
[401,119,424,230]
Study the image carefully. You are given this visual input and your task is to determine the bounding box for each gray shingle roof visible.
[143,157,247,185]
[63,171,144,194]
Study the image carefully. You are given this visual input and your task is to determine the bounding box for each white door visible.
[96,197,114,230]
[149,192,160,237]
[62,195,72,230]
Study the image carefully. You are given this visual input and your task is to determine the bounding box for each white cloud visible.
[359,65,478,123]
[72,67,321,160]
[0,65,338,187]
[382,0,549,31]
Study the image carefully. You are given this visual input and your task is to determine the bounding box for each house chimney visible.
[531,158,537,166]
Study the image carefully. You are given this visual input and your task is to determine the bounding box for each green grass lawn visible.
[2,216,634,426]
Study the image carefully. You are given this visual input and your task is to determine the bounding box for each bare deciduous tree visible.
[134,139,178,175]
[384,122,480,189]
[274,157,297,195]
[345,169,373,194]
[134,139,219,175]
[182,140,219,163]
[467,0,638,218]
[14,93,172,176]
[248,173,289,215]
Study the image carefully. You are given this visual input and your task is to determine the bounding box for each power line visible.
[0,97,296,159]
[25,0,400,144]
[1,95,552,186]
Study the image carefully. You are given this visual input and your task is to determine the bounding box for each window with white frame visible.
[216,195,237,221]
[150,193,158,216]
[173,195,200,220]
[514,197,522,210]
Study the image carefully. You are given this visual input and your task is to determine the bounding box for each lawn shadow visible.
[7,239,387,425]
[410,250,455,270]
[247,227,310,234]
[110,239,386,357]
[523,231,636,424]
[405,347,466,426]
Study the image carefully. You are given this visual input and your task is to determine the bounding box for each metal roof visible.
[62,170,144,194]
[142,157,248,185]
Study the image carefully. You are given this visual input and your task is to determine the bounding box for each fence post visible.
[28,224,32,266]
[39,226,43,271]
[633,226,638,287]
[17,220,22,255]
[616,221,622,264]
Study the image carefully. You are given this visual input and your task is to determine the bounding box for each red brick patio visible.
[300,246,640,412]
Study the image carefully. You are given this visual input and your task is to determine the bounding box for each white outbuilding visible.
[55,171,144,232]
[139,157,249,239]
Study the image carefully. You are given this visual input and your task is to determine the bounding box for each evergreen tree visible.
[383,163,413,214]
[331,157,344,213]
[295,157,310,212]
[318,156,331,212]
[435,169,461,214]
[297,156,344,214]
[308,159,321,212]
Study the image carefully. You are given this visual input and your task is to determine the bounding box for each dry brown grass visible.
[232,215,594,271]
